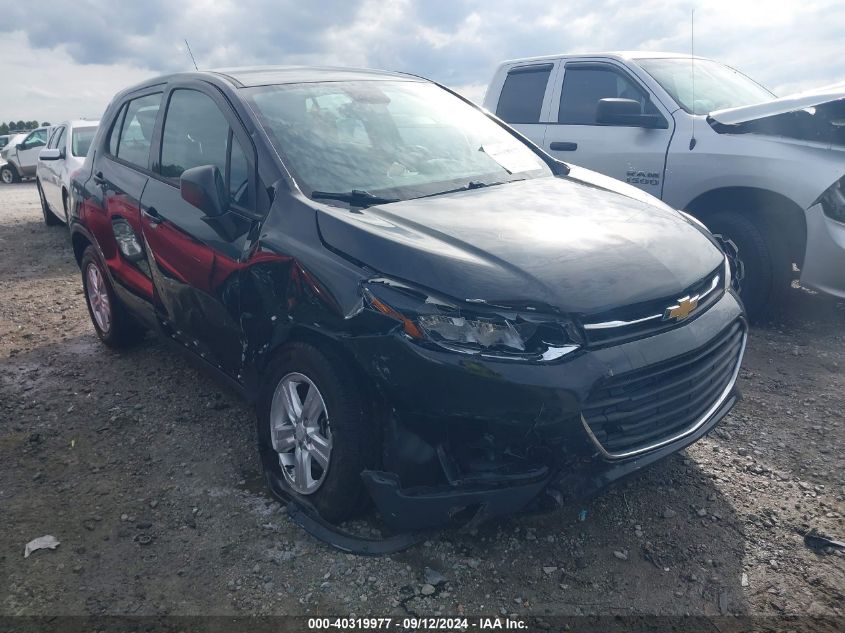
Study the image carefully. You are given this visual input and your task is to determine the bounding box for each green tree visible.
[0,123,8,135]
[15,121,25,131]
[40,121,51,127]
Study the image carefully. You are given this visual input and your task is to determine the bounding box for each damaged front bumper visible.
[348,291,746,532]
[361,389,737,532]
[800,202,845,299]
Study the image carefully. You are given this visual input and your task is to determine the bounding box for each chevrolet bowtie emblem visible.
[665,295,700,321]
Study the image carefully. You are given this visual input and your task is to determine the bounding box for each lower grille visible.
[582,320,746,458]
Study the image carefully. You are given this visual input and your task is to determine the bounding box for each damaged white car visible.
[484,53,845,319]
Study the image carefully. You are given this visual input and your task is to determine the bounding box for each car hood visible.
[709,83,845,126]
[316,173,723,316]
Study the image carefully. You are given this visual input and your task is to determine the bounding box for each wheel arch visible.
[71,229,93,266]
[684,187,807,266]
[244,324,380,412]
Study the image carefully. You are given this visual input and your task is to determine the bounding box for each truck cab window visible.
[559,67,656,125]
[496,64,553,124]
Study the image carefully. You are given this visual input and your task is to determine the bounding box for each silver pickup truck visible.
[484,52,845,319]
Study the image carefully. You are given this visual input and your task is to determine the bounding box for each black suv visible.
[69,66,746,532]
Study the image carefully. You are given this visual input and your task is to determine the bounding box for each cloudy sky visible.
[1,0,843,123]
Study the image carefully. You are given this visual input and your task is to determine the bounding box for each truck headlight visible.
[362,278,581,361]
[818,176,845,224]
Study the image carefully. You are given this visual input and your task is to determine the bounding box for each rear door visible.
[140,83,257,376]
[93,91,163,306]
[544,60,674,198]
[492,61,559,146]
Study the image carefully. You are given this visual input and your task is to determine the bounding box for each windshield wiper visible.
[311,189,400,208]
[417,179,522,200]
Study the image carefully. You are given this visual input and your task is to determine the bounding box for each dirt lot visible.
[1,182,843,623]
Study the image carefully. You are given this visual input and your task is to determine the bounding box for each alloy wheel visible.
[85,263,111,333]
[270,372,332,495]
[1,169,12,184]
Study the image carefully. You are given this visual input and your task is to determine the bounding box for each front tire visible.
[1,164,19,184]
[37,181,62,226]
[706,212,790,321]
[80,246,145,348]
[257,342,377,523]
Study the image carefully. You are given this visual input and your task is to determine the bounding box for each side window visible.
[53,127,67,151]
[115,93,162,169]
[558,66,656,125]
[47,128,60,149]
[160,89,228,180]
[22,129,48,150]
[228,134,249,206]
[495,64,553,124]
[108,105,127,156]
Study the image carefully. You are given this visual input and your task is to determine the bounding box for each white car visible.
[484,52,845,319]
[36,120,99,225]
[1,129,49,183]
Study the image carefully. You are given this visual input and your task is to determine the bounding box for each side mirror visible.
[596,98,666,129]
[16,143,24,150]
[39,148,61,161]
[180,165,229,218]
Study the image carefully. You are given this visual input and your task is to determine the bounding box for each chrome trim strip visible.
[581,324,747,461]
[584,274,721,331]
[583,313,662,330]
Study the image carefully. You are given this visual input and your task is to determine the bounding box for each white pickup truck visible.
[483,52,845,319]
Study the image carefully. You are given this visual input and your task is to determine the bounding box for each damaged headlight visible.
[818,176,845,224]
[362,278,581,361]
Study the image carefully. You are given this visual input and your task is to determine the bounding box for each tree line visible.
[0,121,52,135]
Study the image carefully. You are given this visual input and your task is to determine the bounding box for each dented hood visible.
[709,83,845,126]
[316,176,723,316]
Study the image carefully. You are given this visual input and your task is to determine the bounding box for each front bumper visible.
[348,291,746,532]
[800,203,845,299]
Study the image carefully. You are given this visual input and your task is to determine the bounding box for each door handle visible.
[142,207,163,225]
[93,170,105,185]
[549,141,578,151]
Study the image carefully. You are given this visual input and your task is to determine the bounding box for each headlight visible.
[362,279,580,361]
[818,176,845,223]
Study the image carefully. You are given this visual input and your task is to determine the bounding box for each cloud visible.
[1,0,843,121]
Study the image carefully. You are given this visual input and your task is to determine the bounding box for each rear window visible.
[495,64,553,124]
[72,127,97,157]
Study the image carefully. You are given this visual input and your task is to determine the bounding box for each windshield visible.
[243,80,552,203]
[71,126,97,157]
[636,58,775,115]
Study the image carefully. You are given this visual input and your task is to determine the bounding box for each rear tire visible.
[37,181,62,226]
[1,164,19,184]
[257,341,378,523]
[80,246,145,348]
[706,212,790,321]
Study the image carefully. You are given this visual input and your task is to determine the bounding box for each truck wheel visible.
[1,164,19,184]
[706,212,790,321]
[80,246,145,348]
[37,181,62,226]
[257,342,378,523]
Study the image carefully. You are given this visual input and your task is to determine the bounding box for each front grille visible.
[582,267,724,347]
[582,320,746,458]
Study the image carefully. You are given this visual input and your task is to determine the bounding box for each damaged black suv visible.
[70,66,746,534]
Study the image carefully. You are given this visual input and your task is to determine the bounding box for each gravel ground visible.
[1,182,843,621]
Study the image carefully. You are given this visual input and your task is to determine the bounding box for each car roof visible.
[117,65,422,96]
[498,51,714,65]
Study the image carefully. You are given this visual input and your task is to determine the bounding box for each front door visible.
[16,128,50,176]
[41,126,66,211]
[544,61,674,199]
[140,85,257,376]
